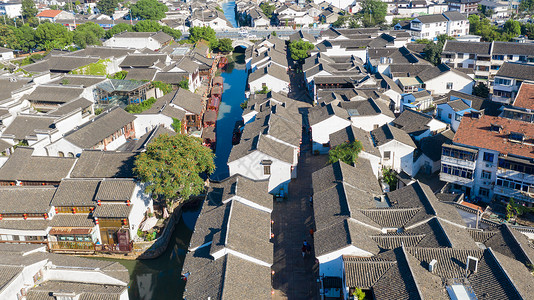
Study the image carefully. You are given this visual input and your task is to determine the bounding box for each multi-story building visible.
[409,11,469,40]
[492,62,534,104]
[441,40,534,82]
[440,113,534,206]
[446,0,481,14]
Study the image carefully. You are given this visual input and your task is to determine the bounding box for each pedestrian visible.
[306,243,311,254]
[301,245,306,258]
[309,228,314,237]
[309,196,313,207]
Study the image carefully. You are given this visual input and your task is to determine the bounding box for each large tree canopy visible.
[105,23,133,39]
[34,22,73,50]
[74,22,105,48]
[289,39,314,62]
[96,0,120,17]
[358,0,387,27]
[21,0,38,20]
[328,140,363,165]
[130,0,168,20]
[134,134,215,206]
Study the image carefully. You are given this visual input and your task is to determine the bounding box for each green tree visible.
[216,38,233,53]
[478,5,494,18]
[422,34,454,66]
[105,23,133,39]
[171,118,181,132]
[520,0,534,12]
[271,31,277,36]
[358,0,387,27]
[472,82,489,99]
[133,20,161,32]
[289,39,314,62]
[503,19,521,37]
[34,22,73,50]
[161,26,181,39]
[134,134,215,209]
[328,140,363,165]
[130,0,168,20]
[97,0,120,16]
[21,0,38,20]
[152,81,173,95]
[353,288,365,300]
[332,15,348,28]
[178,78,189,90]
[73,22,105,48]
[0,25,19,49]
[110,70,128,79]
[382,167,398,191]
[256,86,270,94]
[260,2,276,19]
[188,26,218,48]
[13,25,36,52]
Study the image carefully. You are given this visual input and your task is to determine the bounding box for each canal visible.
[103,57,248,299]
[211,56,248,180]
[221,1,238,28]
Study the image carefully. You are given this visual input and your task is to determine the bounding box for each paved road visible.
[271,111,326,299]
[182,28,324,40]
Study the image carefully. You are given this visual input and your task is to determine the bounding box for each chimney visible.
[429,259,437,273]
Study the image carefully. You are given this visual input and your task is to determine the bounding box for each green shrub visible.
[125,97,157,114]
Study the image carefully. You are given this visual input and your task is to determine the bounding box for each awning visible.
[49,228,92,235]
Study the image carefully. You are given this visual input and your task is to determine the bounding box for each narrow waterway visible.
[221,0,238,28]
[211,57,247,180]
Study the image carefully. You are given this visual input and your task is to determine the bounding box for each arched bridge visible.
[232,39,255,48]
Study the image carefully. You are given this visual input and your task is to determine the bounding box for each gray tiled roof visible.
[153,72,188,85]
[371,123,416,148]
[119,54,168,68]
[0,186,55,214]
[183,248,272,300]
[392,108,433,135]
[442,40,491,55]
[329,125,380,157]
[308,103,349,126]
[95,179,136,201]
[492,41,534,56]
[50,214,96,228]
[92,204,132,218]
[188,201,230,250]
[314,218,381,257]
[70,150,137,178]
[443,11,467,21]
[64,107,136,148]
[172,88,203,115]
[124,68,157,81]
[47,98,93,117]
[26,85,84,104]
[207,175,272,211]
[0,148,76,182]
[210,200,273,265]
[0,219,50,230]
[413,13,447,23]
[248,64,290,83]
[419,129,454,162]
[27,281,126,300]
[228,133,295,164]
[51,179,100,207]
[496,62,534,81]
[2,114,57,140]
[49,75,107,88]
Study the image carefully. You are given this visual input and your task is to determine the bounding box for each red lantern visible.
[43,213,48,219]
[23,214,27,220]
[0,214,3,220]
[126,200,131,206]
[54,207,58,214]
[94,217,99,225]
[122,219,128,225]
[72,207,76,214]
[97,199,101,206]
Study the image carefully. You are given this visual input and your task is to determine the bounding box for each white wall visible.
[317,245,374,278]
[133,114,174,138]
[45,138,82,157]
[351,115,394,132]
[128,182,154,239]
[424,72,474,95]
[249,75,289,94]
[228,151,294,194]
[104,37,161,51]
[378,140,415,176]
[312,117,351,154]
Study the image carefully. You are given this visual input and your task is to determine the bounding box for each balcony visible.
[442,156,476,169]
[476,60,491,66]
[491,95,512,104]
[440,173,475,187]
[497,168,534,184]
[493,186,534,203]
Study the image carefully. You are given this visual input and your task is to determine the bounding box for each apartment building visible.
[440,113,534,206]
[492,62,534,104]
[441,40,534,82]
[409,11,469,40]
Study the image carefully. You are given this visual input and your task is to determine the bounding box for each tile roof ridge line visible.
[502,224,534,266]
[400,243,425,300]
[433,217,454,248]
[486,247,525,299]
[347,216,382,232]
[223,201,234,247]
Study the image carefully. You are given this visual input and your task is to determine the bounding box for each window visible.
[458,53,464,59]
[491,65,500,70]
[469,54,475,59]
[441,164,474,179]
[483,152,494,162]
[509,131,524,142]
[495,78,511,85]
[442,147,477,161]
[263,165,271,175]
[492,55,504,60]
[384,151,391,160]
[479,187,490,197]
[58,152,64,157]
[446,82,453,90]
[493,90,511,98]
[455,114,462,121]
[468,64,474,69]
[481,170,491,179]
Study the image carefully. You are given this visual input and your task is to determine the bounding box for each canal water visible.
[222,1,238,28]
[211,57,248,180]
[101,57,248,299]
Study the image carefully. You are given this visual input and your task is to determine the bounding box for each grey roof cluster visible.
[183,175,273,299]
[64,107,136,148]
[0,148,76,182]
